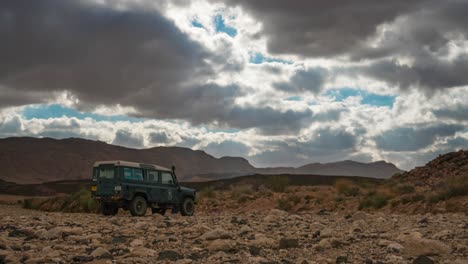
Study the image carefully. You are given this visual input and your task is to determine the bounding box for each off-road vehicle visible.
[91,160,196,216]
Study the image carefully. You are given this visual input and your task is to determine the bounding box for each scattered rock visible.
[158,250,183,261]
[239,225,252,235]
[413,256,434,264]
[279,237,299,249]
[320,227,333,238]
[352,211,367,221]
[200,228,232,240]
[73,255,94,262]
[388,242,404,253]
[336,255,348,264]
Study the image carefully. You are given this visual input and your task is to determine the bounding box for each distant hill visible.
[0,137,403,184]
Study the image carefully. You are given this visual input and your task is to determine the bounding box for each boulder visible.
[90,247,111,259]
[207,239,234,252]
[401,234,451,256]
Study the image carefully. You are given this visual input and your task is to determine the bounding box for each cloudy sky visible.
[1,0,467,170]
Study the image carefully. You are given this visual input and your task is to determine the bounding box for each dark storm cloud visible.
[0,0,316,132]
[357,55,468,91]
[375,124,465,151]
[222,106,313,135]
[0,0,208,108]
[0,0,246,125]
[273,68,328,94]
[220,0,427,57]
[223,0,468,91]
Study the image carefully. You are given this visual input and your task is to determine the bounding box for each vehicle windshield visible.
[98,166,114,179]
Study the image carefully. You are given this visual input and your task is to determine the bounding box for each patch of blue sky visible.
[249,52,293,65]
[191,20,204,28]
[285,96,302,101]
[214,15,237,37]
[22,104,141,122]
[325,88,395,107]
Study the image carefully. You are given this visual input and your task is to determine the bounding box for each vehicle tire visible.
[102,203,118,216]
[180,197,195,216]
[151,208,166,216]
[130,196,147,216]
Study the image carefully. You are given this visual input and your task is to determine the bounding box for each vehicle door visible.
[121,167,147,199]
[159,171,179,205]
[96,165,117,197]
[147,170,165,203]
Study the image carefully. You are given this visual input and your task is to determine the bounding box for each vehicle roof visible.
[93,160,172,172]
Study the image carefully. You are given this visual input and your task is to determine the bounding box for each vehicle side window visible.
[161,172,174,185]
[147,170,159,183]
[123,168,144,181]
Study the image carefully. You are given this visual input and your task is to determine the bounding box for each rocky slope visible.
[0,205,466,264]
[393,150,468,188]
[0,137,403,184]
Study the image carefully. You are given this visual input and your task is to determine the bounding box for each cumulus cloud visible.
[273,68,328,94]
[375,124,465,151]
[112,130,145,148]
[203,140,250,158]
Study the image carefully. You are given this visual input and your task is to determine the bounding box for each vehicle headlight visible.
[114,186,122,191]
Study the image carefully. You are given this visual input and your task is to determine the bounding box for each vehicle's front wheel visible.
[101,203,118,216]
[180,197,195,216]
[129,196,147,216]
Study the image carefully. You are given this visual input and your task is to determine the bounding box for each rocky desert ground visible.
[1,204,467,264]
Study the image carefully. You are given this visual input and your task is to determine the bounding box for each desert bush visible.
[199,186,216,200]
[267,176,289,193]
[335,179,360,197]
[390,199,400,207]
[23,189,100,213]
[397,184,415,194]
[428,178,468,203]
[230,184,254,200]
[401,196,412,204]
[289,195,301,205]
[359,193,388,210]
[411,194,425,203]
[335,196,344,203]
[277,198,292,211]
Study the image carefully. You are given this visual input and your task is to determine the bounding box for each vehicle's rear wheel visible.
[130,196,147,216]
[180,197,195,216]
[151,208,166,216]
[101,203,118,216]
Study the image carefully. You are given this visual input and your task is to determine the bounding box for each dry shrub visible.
[335,179,360,197]
[266,176,289,193]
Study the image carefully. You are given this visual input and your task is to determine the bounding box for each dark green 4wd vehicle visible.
[91,160,196,216]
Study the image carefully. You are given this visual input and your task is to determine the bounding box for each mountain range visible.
[0,137,403,184]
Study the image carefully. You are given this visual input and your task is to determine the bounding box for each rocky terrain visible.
[1,205,467,264]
